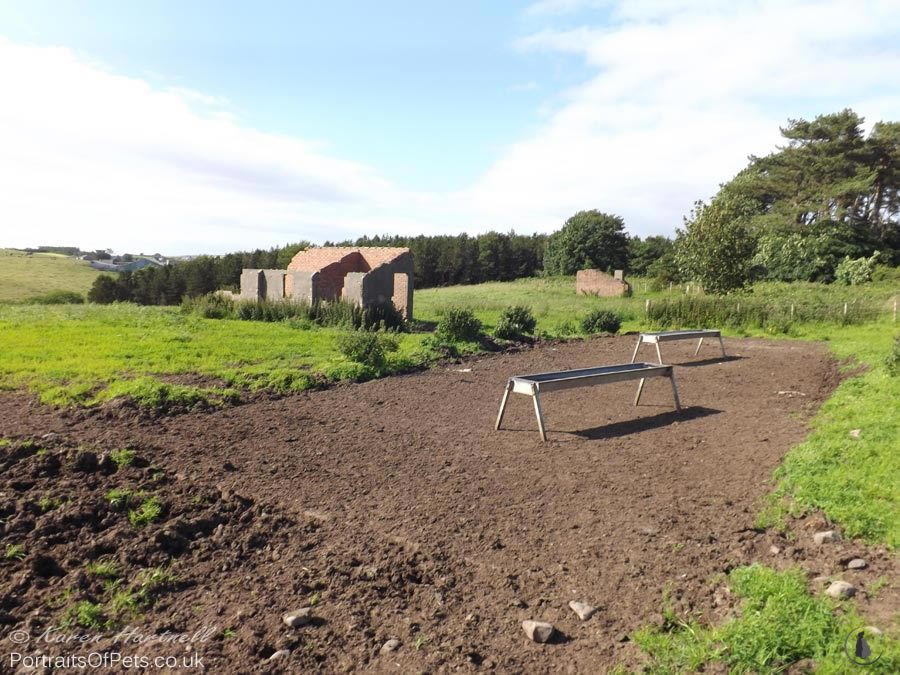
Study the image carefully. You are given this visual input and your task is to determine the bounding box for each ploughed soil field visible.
[3,335,889,673]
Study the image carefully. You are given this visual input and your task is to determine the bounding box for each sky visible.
[1,0,899,255]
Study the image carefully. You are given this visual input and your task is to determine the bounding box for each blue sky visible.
[1,1,899,254]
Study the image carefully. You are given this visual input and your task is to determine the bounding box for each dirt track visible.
[5,334,888,673]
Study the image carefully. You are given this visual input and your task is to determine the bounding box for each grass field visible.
[415,276,899,336]
[0,248,105,302]
[0,304,428,409]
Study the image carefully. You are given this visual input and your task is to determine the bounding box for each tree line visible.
[87,223,676,305]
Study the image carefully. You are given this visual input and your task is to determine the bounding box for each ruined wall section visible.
[576,269,631,297]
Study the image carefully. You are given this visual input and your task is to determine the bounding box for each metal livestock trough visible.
[495,362,681,442]
[631,329,726,364]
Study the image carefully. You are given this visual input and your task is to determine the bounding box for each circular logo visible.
[8,629,30,644]
[845,627,882,666]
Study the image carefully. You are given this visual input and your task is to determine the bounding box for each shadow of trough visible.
[573,406,722,440]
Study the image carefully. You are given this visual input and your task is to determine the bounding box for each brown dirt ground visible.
[0,335,895,673]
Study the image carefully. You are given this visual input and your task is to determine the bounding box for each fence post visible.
[669,282,673,292]
[790,304,794,320]
[645,299,651,313]
[894,298,898,322]
[844,302,848,316]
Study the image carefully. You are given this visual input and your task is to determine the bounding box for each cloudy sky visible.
[1,0,898,254]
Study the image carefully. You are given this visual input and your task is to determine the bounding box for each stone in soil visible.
[568,600,597,621]
[282,607,312,628]
[847,558,867,570]
[813,530,841,545]
[268,649,290,662]
[380,639,400,654]
[522,620,555,643]
[824,581,857,599]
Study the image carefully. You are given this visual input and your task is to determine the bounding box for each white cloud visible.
[0,38,438,253]
[467,0,900,238]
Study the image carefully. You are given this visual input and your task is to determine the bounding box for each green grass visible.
[0,248,105,302]
[109,448,136,469]
[753,322,900,548]
[87,561,120,579]
[0,304,428,408]
[634,564,899,673]
[61,601,108,630]
[4,543,25,560]
[106,488,139,510]
[128,496,163,528]
[415,276,898,336]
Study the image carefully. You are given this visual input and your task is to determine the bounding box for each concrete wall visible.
[262,270,286,301]
[576,269,631,297]
[240,269,264,300]
[286,270,318,303]
[361,263,396,306]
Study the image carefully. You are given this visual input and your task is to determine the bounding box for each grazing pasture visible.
[0,248,104,302]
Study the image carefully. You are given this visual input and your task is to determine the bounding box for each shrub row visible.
[646,295,881,333]
[181,295,406,331]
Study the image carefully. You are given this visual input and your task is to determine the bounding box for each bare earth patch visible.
[3,335,890,673]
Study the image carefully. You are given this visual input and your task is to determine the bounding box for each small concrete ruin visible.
[576,269,631,297]
[234,247,414,320]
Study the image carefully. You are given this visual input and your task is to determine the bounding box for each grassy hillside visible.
[0,248,105,302]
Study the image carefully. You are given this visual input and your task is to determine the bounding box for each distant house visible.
[90,258,167,272]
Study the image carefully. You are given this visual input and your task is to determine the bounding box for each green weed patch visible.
[634,565,899,673]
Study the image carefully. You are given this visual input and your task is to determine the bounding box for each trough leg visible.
[495,381,512,431]
[655,340,664,365]
[630,336,642,363]
[633,377,646,406]
[532,391,548,442]
[694,337,704,356]
[669,371,682,410]
[718,335,726,358]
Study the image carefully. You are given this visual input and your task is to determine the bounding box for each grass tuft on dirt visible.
[755,323,900,548]
[634,564,900,673]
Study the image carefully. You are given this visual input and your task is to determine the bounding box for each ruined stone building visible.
[235,247,414,320]
[575,269,631,297]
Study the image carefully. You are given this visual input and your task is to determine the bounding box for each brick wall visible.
[576,269,630,297]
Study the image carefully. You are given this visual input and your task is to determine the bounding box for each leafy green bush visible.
[834,251,880,285]
[180,293,235,318]
[579,309,621,334]
[494,305,537,340]
[887,333,900,376]
[185,296,406,331]
[871,264,900,282]
[335,330,399,370]
[435,307,482,342]
[29,290,85,305]
[323,361,377,382]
